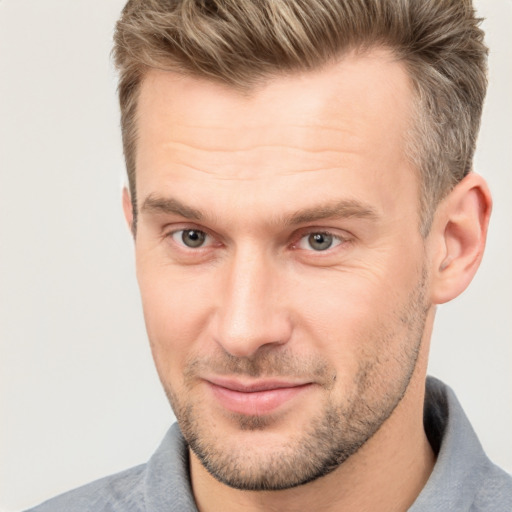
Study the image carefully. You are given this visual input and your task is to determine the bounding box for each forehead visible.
[134,49,418,223]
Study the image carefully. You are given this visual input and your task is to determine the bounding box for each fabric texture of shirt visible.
[26,377,512,511]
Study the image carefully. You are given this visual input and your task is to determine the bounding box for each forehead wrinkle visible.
[170,162,356,180]
[159,142,361,180]
[164,121,362,152]
[165,140,355,155]
[158,118,366,156]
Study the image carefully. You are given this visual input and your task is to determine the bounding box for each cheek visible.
[136,263,214,377]
[294,264,392,333]
[292,263,417,366]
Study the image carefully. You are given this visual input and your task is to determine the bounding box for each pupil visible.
[309,233,332,251]
[182,230,205,248]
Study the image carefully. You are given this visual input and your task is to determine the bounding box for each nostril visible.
[213,311,292,358]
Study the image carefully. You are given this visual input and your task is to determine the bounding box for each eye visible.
[297,232,343,251]
[171,229,209,248]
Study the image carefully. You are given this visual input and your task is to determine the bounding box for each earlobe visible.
[429,173,492,305]
[122,187,135,237]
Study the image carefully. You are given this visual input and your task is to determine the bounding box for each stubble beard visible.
[163,273,430,491]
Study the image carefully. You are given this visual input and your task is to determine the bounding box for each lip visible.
[205,377,313,416]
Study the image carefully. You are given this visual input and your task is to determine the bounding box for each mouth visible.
[204,377,313,416]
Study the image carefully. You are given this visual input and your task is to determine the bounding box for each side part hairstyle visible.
[113,0,488,235]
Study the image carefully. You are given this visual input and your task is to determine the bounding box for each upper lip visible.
[205,376,312,393]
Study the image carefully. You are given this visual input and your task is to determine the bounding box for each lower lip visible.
[207,382,312,415]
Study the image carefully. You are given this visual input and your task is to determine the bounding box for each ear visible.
[122,187,135,237]
[429,173,492,305]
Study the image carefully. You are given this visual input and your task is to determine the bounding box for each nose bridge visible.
[214,243,291,357]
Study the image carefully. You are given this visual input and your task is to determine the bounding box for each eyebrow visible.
[140,194,378,225]
[284,199,379,225]
[141,195,204,220]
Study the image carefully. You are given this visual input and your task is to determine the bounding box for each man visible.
[27,0,512,511]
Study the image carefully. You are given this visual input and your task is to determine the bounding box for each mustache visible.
[184,349,337,386]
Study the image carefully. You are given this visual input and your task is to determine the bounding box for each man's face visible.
[131,50,432,490]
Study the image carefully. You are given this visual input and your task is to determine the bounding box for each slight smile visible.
[205,377,313,416]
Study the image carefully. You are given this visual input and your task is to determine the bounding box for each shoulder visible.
[411,378,512,512]
[24,424,197,512]
[471,462,512,512]
[25,464,148,512]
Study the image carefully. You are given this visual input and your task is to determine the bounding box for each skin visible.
[123,49,492,512]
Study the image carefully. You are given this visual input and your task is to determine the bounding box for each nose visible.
[212,247,292,358]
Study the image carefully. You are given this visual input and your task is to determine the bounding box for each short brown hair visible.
[113,0,488,234]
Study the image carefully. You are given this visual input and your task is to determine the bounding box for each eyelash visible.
[165,225,350,255]
[170,228,215,249]
[295,231,347,251]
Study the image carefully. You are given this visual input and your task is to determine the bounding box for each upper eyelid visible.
[293,227,351,241]
[168,231,215,252]
[162,224,352,246]
[164,223,212,238]
[169,227,213,238]
[290,228,354,255]
[295,231,344,247]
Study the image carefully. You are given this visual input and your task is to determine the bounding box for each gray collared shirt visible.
[27,377,512,511]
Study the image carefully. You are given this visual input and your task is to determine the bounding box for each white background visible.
[0,1,510,510]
